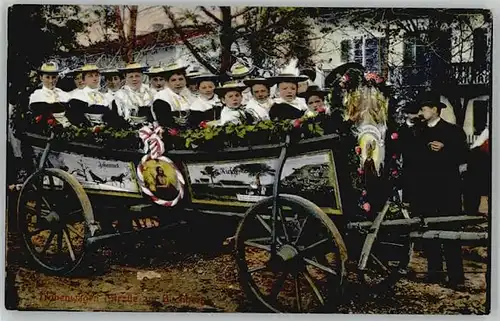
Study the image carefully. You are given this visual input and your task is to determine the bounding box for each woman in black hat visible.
[188,74,223,126]
[29,61,73,128]
[151,62,195,129]
[298,85,330,118]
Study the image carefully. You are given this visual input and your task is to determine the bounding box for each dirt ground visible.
[5,212,489,314]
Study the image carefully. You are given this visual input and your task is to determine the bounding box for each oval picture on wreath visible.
[137,155,185,207]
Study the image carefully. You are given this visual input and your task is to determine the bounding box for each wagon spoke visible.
[295,275,303,312]
[303,271,325,306]
[256,214,272,233]
[29,228,48,236]
[303,258,337,276]
[268,272,288,301]
[31,183,52,210]
[302,238,329,253]
[57,230,63,254]
[63,228,76,262]
[293,216,308,245]
[256,214,283,245]
[248,265,269,273]
[277,207,290,242]
[66,224,84,239]
[244,240,271,252]
[38,230,56,254]
[66,208,83,217]
[370,253,389,273]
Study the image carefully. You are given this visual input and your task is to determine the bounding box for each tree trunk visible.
[219,7,233,74]
[125,6,138,63]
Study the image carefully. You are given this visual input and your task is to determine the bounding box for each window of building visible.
[340,37,387,72]
[403,32,429,66]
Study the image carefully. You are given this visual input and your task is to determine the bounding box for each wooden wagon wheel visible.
[17,168,94,275]
[235,194,347,313]
[358,201,413,288]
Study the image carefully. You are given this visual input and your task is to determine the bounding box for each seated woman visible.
[145,65,167,95]
[298,85,331,118]
[188,73,223,126]
[114,63,156,127]
[151,62,196,129]
[69,64,115,127]
[267,60,309,120]
[215,81,255,126]
[102,68,123,103]
[243,77,274,122]
[29,62,72,128]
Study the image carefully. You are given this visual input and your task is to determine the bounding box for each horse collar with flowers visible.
[137,124,185,207]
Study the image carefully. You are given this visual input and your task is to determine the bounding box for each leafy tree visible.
[163,6,319,74]
[7,5,87,106]
[200,166,220,184]
[234,163,276,182]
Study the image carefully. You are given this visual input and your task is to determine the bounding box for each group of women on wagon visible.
[29,59,332,131]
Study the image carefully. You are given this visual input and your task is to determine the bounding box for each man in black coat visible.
[410,95,468,290]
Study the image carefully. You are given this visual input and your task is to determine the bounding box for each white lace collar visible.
[190,94,221,112]
[273,97,308,111]
[29,86,70,104]
[154,87,192,111]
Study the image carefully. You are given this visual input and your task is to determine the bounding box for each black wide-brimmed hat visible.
[298,85,329,100]
[190,73,220,84]
[243,77,273,87]
[300,68,316,82]
[214,81,247,96]
[325,62,365,86]
[416,91,447,110]
[268,74,308,85]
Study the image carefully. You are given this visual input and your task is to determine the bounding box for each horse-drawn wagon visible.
[14,120,488,312]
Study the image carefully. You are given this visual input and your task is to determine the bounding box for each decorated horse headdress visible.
[336,67,390,176]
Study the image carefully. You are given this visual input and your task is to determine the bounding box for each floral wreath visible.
[339,69,386,92]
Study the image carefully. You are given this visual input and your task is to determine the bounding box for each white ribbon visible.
[139,124,165,159]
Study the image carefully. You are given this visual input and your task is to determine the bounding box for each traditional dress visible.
[29,86,72,128]
[70,86,113,127]
[268,97,308,121]
[245,98,273,121]
[219,106,251,126]
[189,94,223,125]
[104,89,119,104]
[114,84,156,127]
[151,87,194,129]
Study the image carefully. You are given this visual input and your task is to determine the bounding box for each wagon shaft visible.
[409,230,489,246]
[346,215,486,231]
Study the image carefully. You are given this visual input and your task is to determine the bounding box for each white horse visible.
[343,84,389,176]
